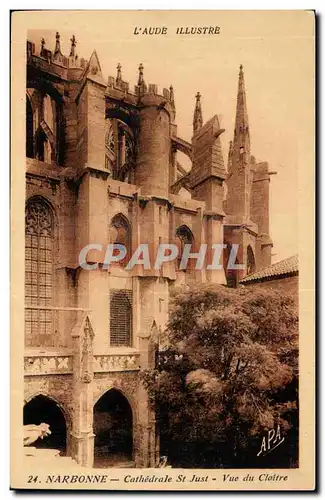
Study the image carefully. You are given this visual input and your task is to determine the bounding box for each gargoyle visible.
[23,423,51,446]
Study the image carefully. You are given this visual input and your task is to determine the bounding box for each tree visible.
[142,284,299,468]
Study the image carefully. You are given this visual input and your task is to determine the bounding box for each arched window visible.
[26,87,62,165]
[105,119,135,182]
[175,225,194,271]
[246,245,256,275]
[110,289,132,347]
[110,214,131,266]
[25,199,54,347]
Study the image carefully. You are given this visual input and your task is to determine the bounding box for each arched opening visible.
[35,130,52,164]
[23,395,67,455]
[175,225,194,272]
[105,118,135,183]
[93,389,133,468]
[223,242,240,288]
[246,245,256,275]
[26,97,34,158]
[26,83,64,165]
[109,213,131,266]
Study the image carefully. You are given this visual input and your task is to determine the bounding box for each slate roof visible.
[240,255,299,284]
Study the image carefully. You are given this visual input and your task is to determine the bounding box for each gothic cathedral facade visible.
[24,33,273,467]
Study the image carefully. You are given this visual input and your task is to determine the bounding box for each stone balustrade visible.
[24,352,141,376]
[93,353,141,373]
[24,353,73,375]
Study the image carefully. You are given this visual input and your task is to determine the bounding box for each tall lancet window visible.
[25,199,54,347]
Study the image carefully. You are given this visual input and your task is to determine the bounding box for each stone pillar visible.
[135,331,157,468]
[205,214,227,284]
[70,315,95,467]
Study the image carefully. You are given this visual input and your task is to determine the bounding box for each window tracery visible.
[25,199,54,346]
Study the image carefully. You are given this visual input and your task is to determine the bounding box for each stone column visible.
[70,315,95,467]
[135,330,157,467]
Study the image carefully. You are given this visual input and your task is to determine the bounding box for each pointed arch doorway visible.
[23,395,67,455]
[93,389,133,468]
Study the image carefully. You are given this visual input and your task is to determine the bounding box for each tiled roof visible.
[240,255,299,284]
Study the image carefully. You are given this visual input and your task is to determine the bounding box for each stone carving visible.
[23,423,51,446]
[93,354,139,373]
[24,356,73,375]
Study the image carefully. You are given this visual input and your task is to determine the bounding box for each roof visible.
[240,255,299,284]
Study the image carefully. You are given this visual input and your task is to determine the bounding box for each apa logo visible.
[257,424,285,457]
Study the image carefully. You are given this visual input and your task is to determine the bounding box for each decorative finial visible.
[54,32,61,55]
[40,37,46,57]
[70,34,77,57]
[138,63,144,86]
[193,92,203,134]
[169,85,176,118]
[116,63,122,84]
[239,64,243,71]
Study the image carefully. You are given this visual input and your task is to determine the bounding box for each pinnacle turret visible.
[54,32,61,56]
[70,35,77,57]
[40,37,46,54]
[193,92,203,134]
[116,63,122,85]
[169,85,176,119]
[138,63,145,86]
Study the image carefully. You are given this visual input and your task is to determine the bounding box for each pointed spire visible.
[116,63,122,85]
[226,65,252,220]
[70,35,77,57]
[169,85,176,118]
[193,92,203,134]
[233,64,250,157]
[54,32,61,55]
[138,63,145,86]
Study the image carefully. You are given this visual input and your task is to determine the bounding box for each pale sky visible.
[26,10,314,263]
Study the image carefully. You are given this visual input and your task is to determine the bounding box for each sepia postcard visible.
[10,10,315,491]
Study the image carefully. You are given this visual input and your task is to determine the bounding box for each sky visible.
[26,10,314,263]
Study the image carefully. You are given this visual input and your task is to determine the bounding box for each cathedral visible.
[24,32,273,468]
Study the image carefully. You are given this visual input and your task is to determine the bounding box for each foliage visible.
[142,284,299,467]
